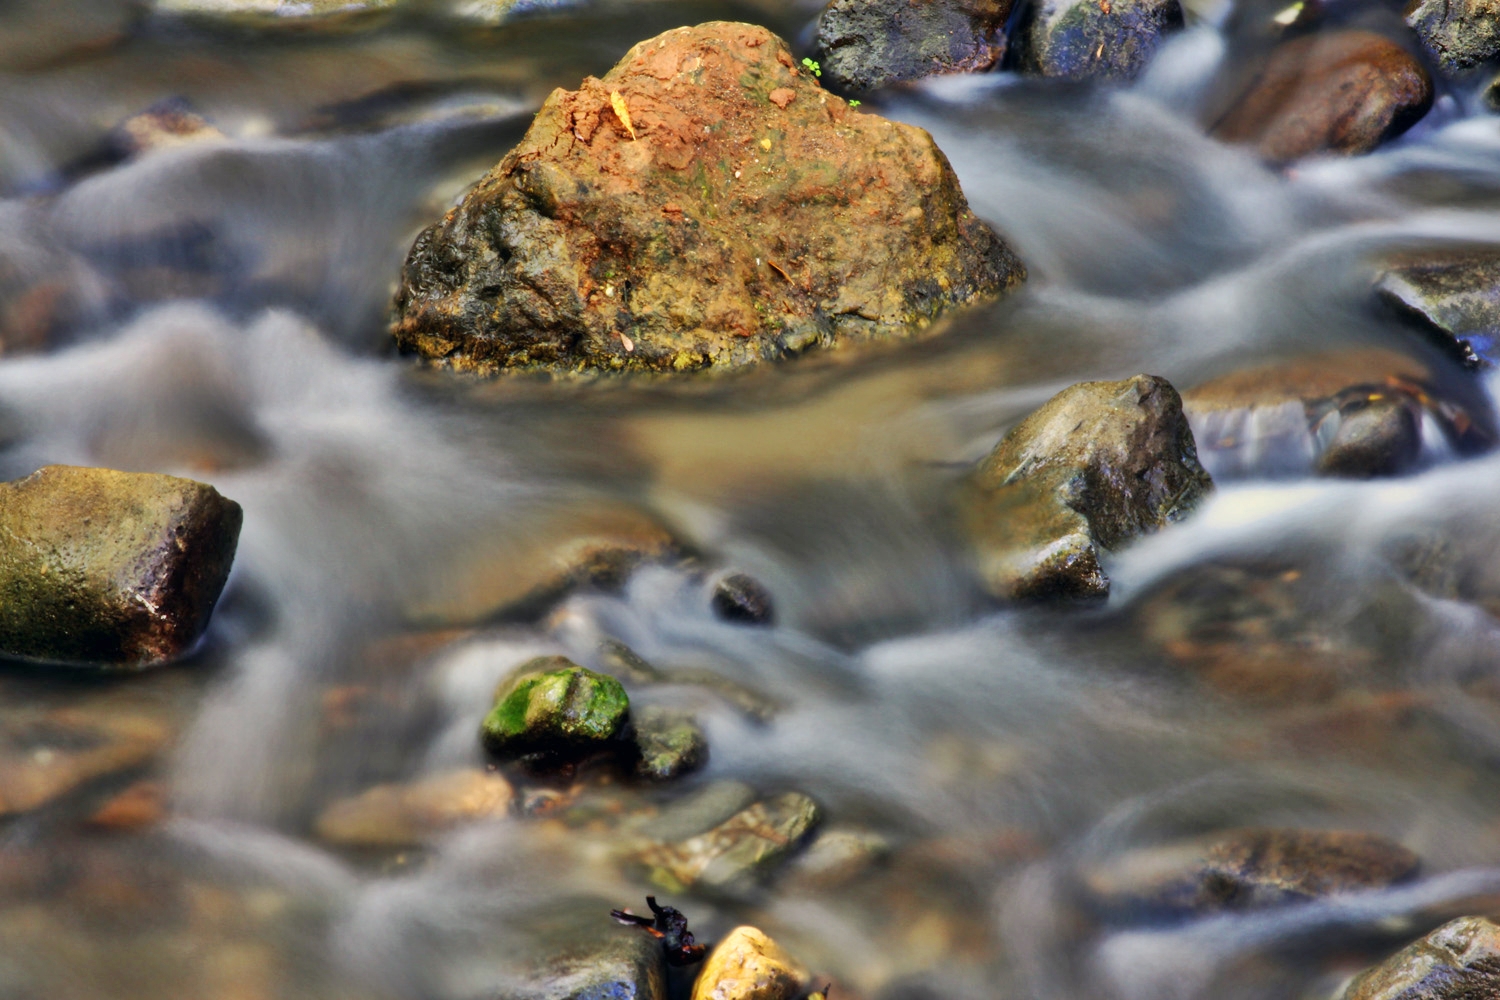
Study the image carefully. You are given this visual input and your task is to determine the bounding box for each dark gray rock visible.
[1377,247,1500,369]
[1340,916,1500,1000]
[1315,397,1422,478]
[711,573,775,625]
[632,707,708,783]
[961,375,1213,601]
[814,0,1012,93]
[515,907,668,1000]
[1406,0,1500,74]
[1017,0,1184,82]
[0,465,242,667]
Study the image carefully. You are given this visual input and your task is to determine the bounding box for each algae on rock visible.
[392,21,1024,375]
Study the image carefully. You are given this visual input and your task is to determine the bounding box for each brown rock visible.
[961,375,1213,601]
[1405,0,1500,74]
[0,465,242,667]
[1340,916,1500,1000]
[1081,828,1420,919]
[314,768,514,847]
[392,21,1023,375]
[1213,30,1432,163]
[690,926,806,1000]
[638,791,822,893]
[0,699,172,817]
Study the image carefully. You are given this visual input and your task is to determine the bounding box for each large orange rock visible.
[392,21,1023,375]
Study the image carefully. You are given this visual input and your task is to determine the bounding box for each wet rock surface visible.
[1212,30,1432,163]
[1405,0,1500,74]
[1341,916,1500,1000]
[1017,0,1184,82]
[1377,247,1500,369]
[631,706,709,782]
[313,768,514,847]
[0,465,242,667]
[392,21,1024,375]
[961,375,1213,601]
[814,0,1012,93]
[517,905,669,1000]
[710,572,775,625]
[1079,828,1420,920]
[481,657,631,767]
[638,791,822,893]
[689,925,805,1000]
[1182,349,1489,480]
[152,0,401,31]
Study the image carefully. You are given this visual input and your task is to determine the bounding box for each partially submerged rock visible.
[632,706,709,783]
[711,572,776,625]
[481,657,631,766]
[1376,246,1500,369]
[1212,31,1432,163]
[0,465,242,667]
[313,768,514,847]
[1340,916,1500,1000]
[111,100,227,160]
[1405,0,1500,75]
[689,926,806,1000]
[638,791,822,893]
[1016,0,1184,82]
[392,21,1023,375]
[152,0,400,31]
[1080,828,1420,920]
[814,0,1012,93]
[961,375,1213,601]
[514,906,668,1000]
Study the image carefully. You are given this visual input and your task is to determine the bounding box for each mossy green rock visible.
[0,465,242,667]
[961,375,1212,601]
[481,657,630,759]
[1340,916,1500,1000]
[632,706,709,782]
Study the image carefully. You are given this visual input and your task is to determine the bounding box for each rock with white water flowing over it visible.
[813,0,1013,93]
[152,0,401,31]
[1017,0,1184,82]
[961,375,1213,602]
[0,465,242,667]
[1376,247,1500,369]
[689,926,806,1000]
[1405,0,1500,74]
[1212,30,1432,163]
[1340,916,1500,1000]
[392,21,1024,375]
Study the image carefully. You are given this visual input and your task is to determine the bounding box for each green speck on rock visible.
[481,657,629,758]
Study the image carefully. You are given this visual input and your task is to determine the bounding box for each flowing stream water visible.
[6,1,1500,999]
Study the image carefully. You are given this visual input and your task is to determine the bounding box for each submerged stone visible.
[1017,0,1184,82]
[0,465,242,667]
[518,907,668,1000]
[689,926,806,1000]
[314,768,514,847]
[1081,828,1420,920]
[1212,30,1432,163]
[481,657,630,763]
[632,707,709,783]
[1340,916,1500,1000]
[1405,0,1500,74]
[639,791,822,893]
[814,0,1013,93]
[961,375,1213,601]
[152,0,400,31]
[392,21,1023,375]
[1376,246,1500,369]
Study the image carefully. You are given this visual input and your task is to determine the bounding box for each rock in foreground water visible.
[1340,916,1500,1000]
[1377,247,1500,369]
[314,768,514,847]
[962,375,1213,601]
[1212,31,1432,163]
[0,465,242,667]
[632,707,709,782]
[392,21,1023,375]
[814,0,1012,93]
[481,657,630,766]
[1080,828,1420,920]
[640,792,821,893]
[1017,0,1183,82]
[689,926,806,1000]
[1405,0,1500,74]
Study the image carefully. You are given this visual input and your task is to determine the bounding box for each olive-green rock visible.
[637,791,822,893]
[632,706,709,782]
[0,465,242,667]
[1405,0,1500,74]
[1340,916,1500,1000]
[481,657,630,761]
[961,375,1213,601]
[1079,828,1420,920]
[1017,0,1184,82]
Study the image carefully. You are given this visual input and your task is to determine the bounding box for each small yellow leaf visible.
[610,90,636,141]
[760,137,772,151]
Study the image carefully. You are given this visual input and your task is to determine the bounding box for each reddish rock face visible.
[392,21,1024,375]
[1213,30,1432,163]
